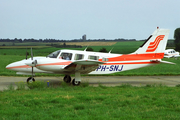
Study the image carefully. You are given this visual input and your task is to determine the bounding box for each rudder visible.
[134,28,170,54]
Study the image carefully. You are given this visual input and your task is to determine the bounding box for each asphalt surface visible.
[0,76,180,91]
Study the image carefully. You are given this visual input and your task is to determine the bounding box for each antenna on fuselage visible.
[84,46,89,51]
[109,47,114,53]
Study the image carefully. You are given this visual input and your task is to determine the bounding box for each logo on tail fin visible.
[146,35,165,52]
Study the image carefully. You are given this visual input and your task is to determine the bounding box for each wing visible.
[174,55,180,58]
[64,60,104,74]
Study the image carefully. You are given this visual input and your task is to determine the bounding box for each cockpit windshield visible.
[47,50,61,58]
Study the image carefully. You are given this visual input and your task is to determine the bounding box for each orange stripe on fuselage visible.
[6,65,31,69]
[36,61,72,67]
[104,61,159,65]
[99,53,164,62]
[7,62,72,69]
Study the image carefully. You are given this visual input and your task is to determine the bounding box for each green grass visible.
[1,84,180,119]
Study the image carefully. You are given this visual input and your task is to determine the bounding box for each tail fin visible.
[134,28,170,54]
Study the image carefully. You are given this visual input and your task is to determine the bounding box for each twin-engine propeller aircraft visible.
[6,28,174,85]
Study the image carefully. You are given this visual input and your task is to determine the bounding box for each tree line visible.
[0,38,136,43]
[174,28,180,51]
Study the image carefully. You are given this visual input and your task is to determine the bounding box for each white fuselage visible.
[6,49,159,75]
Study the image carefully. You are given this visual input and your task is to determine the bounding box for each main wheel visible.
[27,77,35,83]
[72,79,80,86]
[63,75,71,83]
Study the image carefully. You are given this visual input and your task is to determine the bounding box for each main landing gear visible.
[26,74,81,86]
[63,75,81,86]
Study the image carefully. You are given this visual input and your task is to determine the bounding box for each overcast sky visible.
[0,0,179,40]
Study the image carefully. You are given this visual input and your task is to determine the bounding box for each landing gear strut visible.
[27,77,35,83]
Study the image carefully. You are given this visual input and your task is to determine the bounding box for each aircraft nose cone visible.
[6,61,23,70]
[6,63,13,69]
[6,64,12,69]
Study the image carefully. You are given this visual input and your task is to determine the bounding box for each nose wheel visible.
[72,79,80,86]
[27,77,35,83]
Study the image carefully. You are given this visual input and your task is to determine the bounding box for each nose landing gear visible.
[27,77,35,83]
[72,79,80,86]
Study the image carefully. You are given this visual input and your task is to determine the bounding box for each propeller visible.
[26,48,27,60]
[25,48,37,80]
[25,48,37,67]
[24,48,38,83]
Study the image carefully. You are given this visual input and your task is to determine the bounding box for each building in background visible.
[82,34,86,41]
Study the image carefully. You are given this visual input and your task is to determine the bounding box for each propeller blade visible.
[32,67,33,76]
[31,66,34,79]
[31,48,33,60]
[26,48,27,60]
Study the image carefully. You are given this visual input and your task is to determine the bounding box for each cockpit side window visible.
[47,50,60,58]
[60,52,72,60]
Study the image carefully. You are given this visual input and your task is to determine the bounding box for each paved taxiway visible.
[0,76,180,91]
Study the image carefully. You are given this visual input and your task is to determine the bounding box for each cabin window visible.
[75,54,84,60]
[60,52,72,60]
[88,55,99,60]
[102,57,109,61]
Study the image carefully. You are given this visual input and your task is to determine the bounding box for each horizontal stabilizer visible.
[150,59,175,64]
[161,60,175,64]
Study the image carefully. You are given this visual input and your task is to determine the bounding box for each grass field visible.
[64,41,117,46]
[1,41,180,119]
[1,84,180,119]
